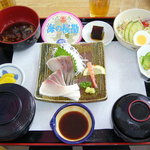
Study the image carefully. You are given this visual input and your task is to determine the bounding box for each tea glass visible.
[89,0,110,17]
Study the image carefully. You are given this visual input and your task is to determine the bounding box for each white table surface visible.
[12,41,146,131]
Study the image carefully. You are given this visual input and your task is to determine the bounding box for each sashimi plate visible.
[35,42,107,103]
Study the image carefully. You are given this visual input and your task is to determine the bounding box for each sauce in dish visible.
[58,111,89,140]
[0,22,35,42]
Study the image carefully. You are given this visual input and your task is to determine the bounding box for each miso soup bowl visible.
[0,6,40,50]
[50,103,95,144]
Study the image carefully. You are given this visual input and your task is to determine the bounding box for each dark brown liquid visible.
[0,22,35,42]
[59,111,89,140]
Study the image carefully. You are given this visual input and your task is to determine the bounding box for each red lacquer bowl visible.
[0,6,40,50]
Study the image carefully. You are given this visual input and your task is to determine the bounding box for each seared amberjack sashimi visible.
[40,51,82,101]
[39,78,80,101]
[46,56,75,85]
[48,69,66,86]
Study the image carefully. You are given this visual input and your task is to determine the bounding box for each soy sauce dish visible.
[50,103,95,144]
[112,93,150,142]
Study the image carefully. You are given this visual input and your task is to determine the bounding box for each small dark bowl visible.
[112,93,150,142]
[0,6,40,50]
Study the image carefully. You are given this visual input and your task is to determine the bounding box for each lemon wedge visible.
[83,65,105,76]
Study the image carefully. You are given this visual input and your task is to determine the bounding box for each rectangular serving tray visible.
[35,42,107,103]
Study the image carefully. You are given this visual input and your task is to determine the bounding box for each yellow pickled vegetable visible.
[1,73,15,78]
[0,73,16,84]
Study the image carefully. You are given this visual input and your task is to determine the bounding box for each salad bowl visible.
[113,8,150,50]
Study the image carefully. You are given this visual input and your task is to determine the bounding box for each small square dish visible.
[137,45,150,78]
[35,42,107,103]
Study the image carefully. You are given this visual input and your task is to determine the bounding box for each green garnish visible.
[140,52,150,70]
[54,46,77,72]
[79,81,92,89]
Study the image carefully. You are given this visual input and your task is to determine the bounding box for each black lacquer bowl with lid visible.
[0,83,36,141]
[112,93,150,142]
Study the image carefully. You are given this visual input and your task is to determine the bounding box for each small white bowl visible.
[82,21,114,46]
[0,63,25,85]
[137,44,150,78]
[114,8,150,50]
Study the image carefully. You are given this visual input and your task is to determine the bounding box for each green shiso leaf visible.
[54,46,77,72]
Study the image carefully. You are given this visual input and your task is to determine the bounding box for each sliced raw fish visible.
[39,79,80,101]
[48,69,66,86]
[65,56,75,85]
[66,90,81,101]
[48,73,60,85]
[46,56,69,72]
[46,56,75,85]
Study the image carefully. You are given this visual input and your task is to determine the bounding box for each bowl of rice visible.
[113,8,150,50]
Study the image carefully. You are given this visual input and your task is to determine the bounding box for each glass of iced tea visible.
[89,0,110,17]
[0,0,16,10]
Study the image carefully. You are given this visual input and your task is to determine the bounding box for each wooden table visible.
[15,0,150,18]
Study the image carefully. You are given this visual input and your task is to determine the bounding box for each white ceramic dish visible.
[114,8,150,50]
[82,21,114,46]
[0,63,25,85]
[137,44,150,78]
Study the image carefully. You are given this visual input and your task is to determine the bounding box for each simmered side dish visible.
[0,22,35,42]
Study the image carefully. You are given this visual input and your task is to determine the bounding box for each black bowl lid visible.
[113,120,150,143]
[0,83,36,141]
[112,93,150,141]
[0,91,22,125]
